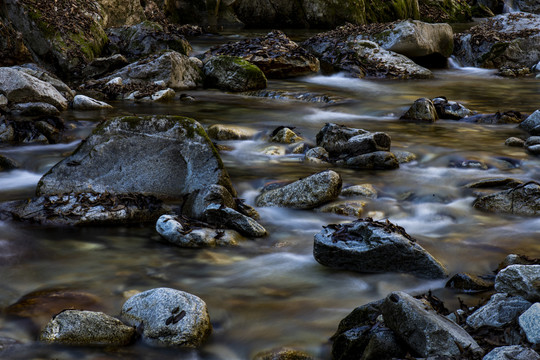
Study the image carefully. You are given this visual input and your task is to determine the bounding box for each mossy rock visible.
[365,0,420,23]
[419,0,472,23]
[203,55,267,92]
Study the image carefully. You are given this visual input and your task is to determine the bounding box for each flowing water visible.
[1,33,540,359]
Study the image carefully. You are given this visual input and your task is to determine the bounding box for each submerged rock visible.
[495,264,540,301]
[313,219,447,279]
[253,347,314,360]
[121,287,212,348]
[340,151,399,170]
[381,291,483,357]
[445,273,494,292]
[203,55,267,92]
[473,182,540,216]
[461,111,525,124]
[255,170,342,209]
[270,127,302,144]
[40,310,135,346]
[341,184,378,199]
[207,124,258,140]
[204,30,320,79]
[466,293,531,329]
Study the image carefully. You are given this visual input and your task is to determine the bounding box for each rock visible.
[253,347,314,360]
[181,184,236,220]
[0,155,19,171]
[106,21,192,61]
[97,0,146,28]
[400,98,438,122]
[518,303,540,345]
[36,115,235,202]
[203,55,267,92]
[462,111,525,124]
[302,26,432,79]
[0,116,66,144]
[11,64,75,101]
[82,54,129,79]
[203,204,267,237]
[11,102,60,117]
[419,0,472,23]
[270,127,301,144]
[205,30,320,79]
[316,123,391,159]
[242,90,338,104]
[341,185,377,199]
[304,147,330,164]
[150,88,176,102]
[317,200,366,218]
[483,345,540,360]
[445,273,494,292]
[519,110,540,133]
[255,170,342,209]
[526,137,540,155]
[464,178,523,189]
[473,182,540,216]
[120,287,212,348]
[40,310,135,346]
[454,13,540,69]
[72,95,112,110]
[0,68,68,110]
[498,254,540,271]
[341,151,399,170]
[99,51,203,90]
[495,264,540,301]
[393,150,417,164]
[1,192,169,226]
[466,293,531,329]
[156,215,242,247]
[207,124,258,140]
[0,21,32,66]
[381,291,483,357]
[313,219,448,279]
[365,0,420,23]
[432,97,474,120]
[3,0,108,75]
[262,146,286,156]
[505,137,525,147]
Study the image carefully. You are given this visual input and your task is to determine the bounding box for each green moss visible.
[365,0,420,23]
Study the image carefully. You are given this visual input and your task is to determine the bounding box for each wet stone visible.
[270,127,301,144]
[505,137,525,147]
[253,347,314,360]
[400,98,438,122]
[483,345,540,360]
[207,124,258,140]
[445,273,494,292]
[518,303,540,345]
[466,293,531,329]
[341,184,377,199]
[495,264,540,301]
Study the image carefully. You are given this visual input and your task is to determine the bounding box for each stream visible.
[1,31,540,359]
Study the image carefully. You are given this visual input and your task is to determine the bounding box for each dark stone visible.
[445,273,494,292]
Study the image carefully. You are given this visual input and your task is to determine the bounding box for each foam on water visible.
[0,140,81,154]
[303,108,395,122]
[0,170,42,192]
[302,73,394,93]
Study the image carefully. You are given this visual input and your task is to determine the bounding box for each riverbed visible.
[1,32,539,359]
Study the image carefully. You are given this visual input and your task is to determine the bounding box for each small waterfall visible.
[447,56,462,69]
[503,0,519,12]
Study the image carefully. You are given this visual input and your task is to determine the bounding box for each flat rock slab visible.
[121,287,211,348]
[40,310,135,346]
[36,115,235,201]
[381,291,483,357]
[313,219,447,279]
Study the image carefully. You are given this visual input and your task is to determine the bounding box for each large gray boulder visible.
[473,182,540,216]
[99,51,203,90]
[495,265,540,301]
[466,293,532,329]
[203,55,267,92]
[313,219,448,279]
[454,13,540,69]
[483,345,540,360]
[204,30,320,79]
[120,287,211,348]
[255,170,342,209]
[40,310,135,346]
[0,68,68,110]
[37,115,235,202]
[381,291,483,357]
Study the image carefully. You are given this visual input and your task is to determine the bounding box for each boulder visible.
[106,21,192,61]
[519,110,540,133]
[518,303,540,345]
[464,178,523,189]
[473,182,540,216]
[302,25,433,79]
[400,98,438,122]
[454,13,540,69]
[36,115,235,202]
[255,170,342,209]
[204,30,320,79]
[207,124,258,140]
[0,21,33,66]
[381,291,483,357]
[341,151,399,170]
[316,123,391,159]
[445,273,494,292]
[11,102,60,117]
[0,68,68,110]
[12,64,75,101]
[203,55,267,92]
[120,287,212,348]
[82,54,129,79]
[40,310,135,346]
[313,219,448,279]
[466,293,531,329]
[495,264,540,301]
[99,51,203,90]
[72,95,112,110]
[3,0,108,75]
[483,346,540,360]
[432,97,474,120]
[97,0,146,28]
[156,214,243,247]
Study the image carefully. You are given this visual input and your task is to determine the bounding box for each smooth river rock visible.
[473,182,540,216]
[40,310,135,346]
[313,219,448,279]
[255,170,342,209]
[121,287,212,348]
[72,95,112,110]
[203,55,267,92]
[381,291,483,357]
